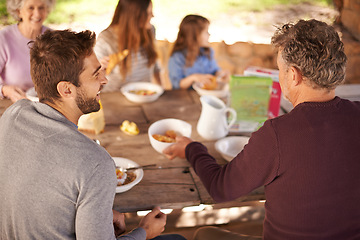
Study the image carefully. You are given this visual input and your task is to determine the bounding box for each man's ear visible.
[57,81,75,98]
[290,66,303,86]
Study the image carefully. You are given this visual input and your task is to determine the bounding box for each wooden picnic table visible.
[88,89,265,212]
[0,89,265,213]
[3,84,359,213]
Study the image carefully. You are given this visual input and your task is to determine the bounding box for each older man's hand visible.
[163,136,193,160]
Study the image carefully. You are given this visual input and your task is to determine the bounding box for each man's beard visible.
[76,87,100,114]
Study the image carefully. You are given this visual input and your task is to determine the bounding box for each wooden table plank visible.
[143,102,201,123]
[156,90,194,104]
[1,90,267,213]
[82,125,191,168]
[114,167,200,212]
[143,90,201,123]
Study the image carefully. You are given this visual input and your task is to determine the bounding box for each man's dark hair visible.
[271,19,347,89]
[30,29,96,103]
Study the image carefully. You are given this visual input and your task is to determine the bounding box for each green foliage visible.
[0,0,8,17]
[152,0,332,17]
[0,0,333,26]
[46,0,117,24]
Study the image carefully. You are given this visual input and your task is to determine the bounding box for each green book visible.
[229,75,273,131]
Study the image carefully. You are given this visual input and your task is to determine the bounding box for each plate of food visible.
[192,77,229,98]
[113,157,144,193]
[26,87,39,101]
[148,118,192,154]
[121,82,164,103]
[215,136,250,162]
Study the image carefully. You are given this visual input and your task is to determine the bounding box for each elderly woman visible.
[0,0,56,102]
[94,0,161,92]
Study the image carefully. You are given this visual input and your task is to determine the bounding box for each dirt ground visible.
[205,2,339,44]
[0,2,339,44]
[43,2,339,44]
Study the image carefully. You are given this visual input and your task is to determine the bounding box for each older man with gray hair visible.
[164,19,360,240]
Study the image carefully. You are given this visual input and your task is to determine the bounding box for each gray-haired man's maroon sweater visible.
[186,97,360,240]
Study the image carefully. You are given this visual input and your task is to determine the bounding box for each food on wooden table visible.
[116,168,137,186]
[120,120,139,135]
[152,130,177,143]
[106,49,129,75]
[128,89,156,96]
[202,76,218,90]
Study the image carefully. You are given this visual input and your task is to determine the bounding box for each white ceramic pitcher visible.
[197,95,237,140]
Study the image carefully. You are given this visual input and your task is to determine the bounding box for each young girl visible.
[94,0,161,92]
[168,14,229,89]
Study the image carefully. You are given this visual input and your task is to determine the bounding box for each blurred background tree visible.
[0,0,333,25]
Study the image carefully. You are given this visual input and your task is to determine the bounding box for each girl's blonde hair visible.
[170,14,210,67]
[109,0,157,78]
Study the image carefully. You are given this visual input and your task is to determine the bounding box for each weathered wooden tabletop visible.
[91,90,265,212]
[0,90,265,213]
[2,84,359,212]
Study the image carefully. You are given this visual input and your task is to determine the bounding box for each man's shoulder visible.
[1,99,31,117]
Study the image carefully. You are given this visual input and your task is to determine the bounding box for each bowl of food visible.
[121,82,164,103]
[26,87,39,101]
[113,157,144,193]
[215,136,250,162]
[192,79,229,98]
[148,118,192,154]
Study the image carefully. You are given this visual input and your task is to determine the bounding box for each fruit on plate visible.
[129,89,156,95]
[120,120,139,135]
[152,130,177,143]
[202,76,217,90]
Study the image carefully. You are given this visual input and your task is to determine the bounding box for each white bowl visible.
[192,81,229,98]
[26,87,39,101]
[148,118,192,154]
[121,82,164,103]
[113,157,144,193]
[215,136,250,161]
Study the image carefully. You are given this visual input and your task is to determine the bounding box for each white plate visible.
[148,118,192,154]
[113,157,144,193]
[192,81,229,98]
[215,136,250,162]
[121,82,164,103]
[26,87,39,101]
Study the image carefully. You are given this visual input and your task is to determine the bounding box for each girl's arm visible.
[168,52,213,89]
[179,73,213,89]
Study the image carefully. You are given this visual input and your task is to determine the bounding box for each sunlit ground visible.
[134,201,265,229]
[45,2,338,44]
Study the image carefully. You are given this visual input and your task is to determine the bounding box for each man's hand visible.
[113,209,126,237]
[163,136,193,160]
[2,85,26,103]
[139,207,166,240]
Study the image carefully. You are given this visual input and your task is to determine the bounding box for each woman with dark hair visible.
[0,0,56,102]
[94,0,161,92]
[168,14,229,89]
